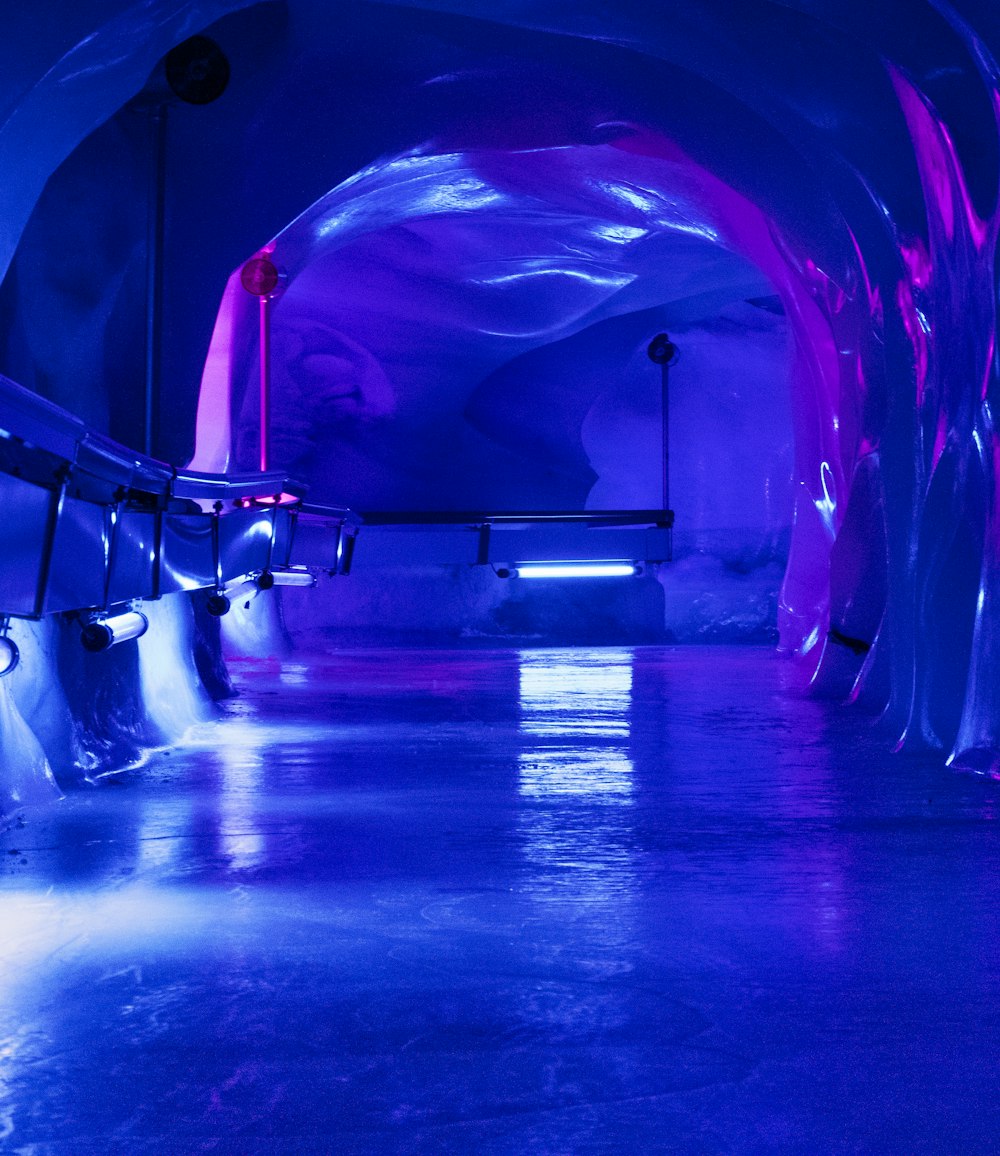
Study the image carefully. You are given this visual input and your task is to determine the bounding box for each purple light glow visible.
[193,126,842,657]
[185,4,1000,766]
[1,0,1000,778]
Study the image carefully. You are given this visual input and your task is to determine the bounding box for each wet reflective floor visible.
[3,646,1000,1153]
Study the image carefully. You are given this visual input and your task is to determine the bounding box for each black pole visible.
[144,105,167,459]
[647,333,677,561]
[660,359,669,514]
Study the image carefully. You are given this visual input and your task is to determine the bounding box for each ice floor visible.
[2,646,1000,1153]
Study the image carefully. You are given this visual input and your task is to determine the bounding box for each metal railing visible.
[0,373,356,629]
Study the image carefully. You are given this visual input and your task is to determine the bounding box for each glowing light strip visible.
[267,568,316,588]
[236,492,301,508]
[512,563,638,580]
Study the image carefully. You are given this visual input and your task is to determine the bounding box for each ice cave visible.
[2,1,1000,1150]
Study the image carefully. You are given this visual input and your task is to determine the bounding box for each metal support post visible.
[144,105,167,458]
[647,333,678,562]
[259,295,271,471]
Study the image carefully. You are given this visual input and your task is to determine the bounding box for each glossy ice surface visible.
[2,646,999,1153]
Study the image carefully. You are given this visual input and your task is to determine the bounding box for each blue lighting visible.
[512,563,639,579]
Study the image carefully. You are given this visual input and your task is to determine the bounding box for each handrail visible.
[357,509,674,527]
[0,373,356,622]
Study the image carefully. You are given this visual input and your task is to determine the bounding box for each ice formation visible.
[1,0,1000,787]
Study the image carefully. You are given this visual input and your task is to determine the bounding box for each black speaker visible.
[164,35,230,105]
[647,333,678,365]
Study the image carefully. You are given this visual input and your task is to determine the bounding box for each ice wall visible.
[1,1,1000,772]
[0,0,257,290]
[0,602,215,813]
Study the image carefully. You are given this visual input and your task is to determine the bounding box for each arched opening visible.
[192,136,802,645]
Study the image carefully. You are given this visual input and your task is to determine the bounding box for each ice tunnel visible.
[2,0,1000,801]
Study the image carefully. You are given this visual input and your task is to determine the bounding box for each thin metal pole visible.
[259,294,271,472]
[661,360,670,515]
[144,105,167,458]
[647,332,676,563]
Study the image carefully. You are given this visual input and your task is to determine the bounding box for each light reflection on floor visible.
[518,648,634,798]
[516,649,639,974]
[3,646,1000,1153]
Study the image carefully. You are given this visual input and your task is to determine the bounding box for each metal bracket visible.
[476,522,491,566]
